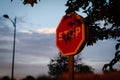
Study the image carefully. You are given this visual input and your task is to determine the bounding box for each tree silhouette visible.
[11,0,40,7]
[48,53,68,76]
[21,75,35,80]
[48,53,94,76]
[102,39,120,72]
[36,75,54,80]
[0,76,11,80]
[65,0,120,45]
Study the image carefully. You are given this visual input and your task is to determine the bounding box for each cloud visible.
[36,28,56,34]
[0,48,11,53]
[18,29,33,34]
[0,36,13,42]
[16,31,57,57]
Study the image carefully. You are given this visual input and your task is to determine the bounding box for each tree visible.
[48,53,94,76]
[102,40,120,72]
[48,53,68,76]
[65,0,120,45]
[0,76,11,80]
[21,75,36,80]
[11,0,40,7]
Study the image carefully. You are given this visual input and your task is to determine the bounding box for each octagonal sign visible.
[56,12,86,56]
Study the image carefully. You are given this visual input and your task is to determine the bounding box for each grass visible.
[0,71,120,80]
[56,71,120,80]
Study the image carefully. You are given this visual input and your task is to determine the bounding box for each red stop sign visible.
[56,12,86,56]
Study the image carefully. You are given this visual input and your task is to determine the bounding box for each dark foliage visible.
[103,39,120,72]
[74,64,94,73]
[0,76,16,80]
[66,0,120,26]
[48,53,94,76]
[0,75,55,80]
[36,75,55,80]
[48,54,69,76]
[11,0,40,7]
[3,15,9,19]
[21,75,36,80]
[0,76,10,80]
[65,0,120,46]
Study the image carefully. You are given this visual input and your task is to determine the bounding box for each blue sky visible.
[0,0,119,79]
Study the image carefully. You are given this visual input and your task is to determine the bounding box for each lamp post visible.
[3,15,17,80]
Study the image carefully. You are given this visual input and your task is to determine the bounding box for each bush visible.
[36,75,54,80]
[0,76,10,80]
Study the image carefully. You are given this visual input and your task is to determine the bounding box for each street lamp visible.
[3,14,17,80]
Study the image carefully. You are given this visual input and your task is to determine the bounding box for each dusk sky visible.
[0,0,119,79]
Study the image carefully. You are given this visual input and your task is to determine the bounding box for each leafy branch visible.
[102,39,120,72]
[11,0,40,7]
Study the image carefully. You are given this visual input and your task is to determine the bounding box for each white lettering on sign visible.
[58,27,81,41]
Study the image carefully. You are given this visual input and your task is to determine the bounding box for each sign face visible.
[56,12,86,56]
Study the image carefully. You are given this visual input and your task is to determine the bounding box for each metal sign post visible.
[69,55,74,80]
